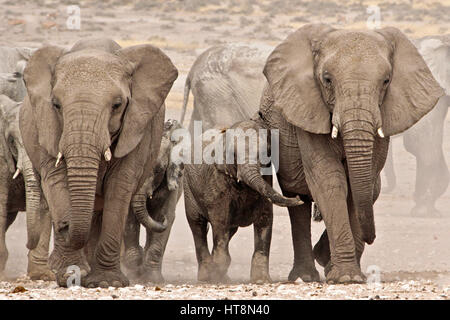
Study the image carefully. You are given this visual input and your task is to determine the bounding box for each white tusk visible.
[377,127,385,138]
[104,148,112,161]
[12,168,20,179]
[55,152,63,167]
[331,126,338,139]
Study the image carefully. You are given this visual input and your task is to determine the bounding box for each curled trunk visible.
[131,193,168,232]
[237,164,303,207]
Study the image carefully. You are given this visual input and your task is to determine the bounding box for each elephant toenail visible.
[302,275,312,282]
[353,275,364,283]
[88,283,96,288]
[99,281,109,288]
[112,281,122,287]
[339,275,351,283]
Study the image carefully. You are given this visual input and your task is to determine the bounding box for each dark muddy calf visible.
[183,118,302,283]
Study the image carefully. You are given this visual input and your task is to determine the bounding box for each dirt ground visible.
[0,0,449,300]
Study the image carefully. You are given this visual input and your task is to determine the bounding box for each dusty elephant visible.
[0,95,53,280]
[0,46,34,102]
[258,24,443,284]
[183,117,302,283]
[382,34,450,217]
[180,43,272,134]
[122,119,184,284]
[20,38,178,288]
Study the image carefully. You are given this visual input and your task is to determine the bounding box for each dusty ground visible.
[0,0,449,300]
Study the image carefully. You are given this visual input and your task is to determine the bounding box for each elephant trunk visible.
[341,110,377,244]
[237,164,303,207]
[22,156,42,250]
[64,143,101,250]
[131,193,168,232]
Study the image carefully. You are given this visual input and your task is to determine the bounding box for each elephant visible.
[257,24,443,284]
[122,119,184,284]
[19,38,178,288]
[0,46,34,102]
[0,95,53,280]
[179,43,272,135]
[382,34,450,217]
[183,117,302,283]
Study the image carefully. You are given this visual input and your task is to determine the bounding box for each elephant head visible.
[131,119,184,232]
[263,24,444,243]
[217,120,303,208]
[0,60,27,102]
[0,95,42,249]
[23,40,178,249]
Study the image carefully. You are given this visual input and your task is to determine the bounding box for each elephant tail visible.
[179,74,191,126]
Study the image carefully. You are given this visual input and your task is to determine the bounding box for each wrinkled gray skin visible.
[0,46,34,102]
[180,44,272,134]
[383,35,450,217]
[0,95,53,281]
[19,38,178,288]
[259,24,443,284]
[184,118,302,283]
[122,120,184,284]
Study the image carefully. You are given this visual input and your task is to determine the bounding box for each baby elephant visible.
[184,117,302,283]
[122,119,184,283]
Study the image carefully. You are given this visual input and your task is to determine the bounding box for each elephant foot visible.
[49,247,90,287]
[250,267,272,284]
[197,262,230,283]
[82,268,130,288]
[28,263,56,281]
[139,268,165,284]
[288,264,320,282]
[411,204,441,218]
[326,264,365,284]
[122,246,144,270]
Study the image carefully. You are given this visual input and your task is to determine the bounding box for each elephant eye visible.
[383,78,390,86]
[323,73,332,85]
[112,98,123,110]
[52,98,61,110]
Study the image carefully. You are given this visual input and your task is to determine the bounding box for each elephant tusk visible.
[104,148,112,161]
[377,127,385,138]
[12,168,20,179]
[55,152,63,167]
[331,126,338,139]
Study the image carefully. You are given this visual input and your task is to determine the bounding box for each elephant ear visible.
[263,23,336,134]
[377,27,445,136]
[0,96,17,173]
[23,46,65,158]
[115,45,178,158]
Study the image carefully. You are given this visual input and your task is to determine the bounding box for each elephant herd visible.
[0,23,447,288]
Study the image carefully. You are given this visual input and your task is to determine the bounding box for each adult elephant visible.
[20,38,178,287]
[0,46,34,101]
[258,24,443,283]
[0,95,53,280]
[382,35,450,217]
[179,43,272,134]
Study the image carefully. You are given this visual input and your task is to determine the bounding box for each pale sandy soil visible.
[0,0,449,299]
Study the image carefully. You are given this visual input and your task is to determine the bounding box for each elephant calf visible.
[122,120,184,283]
[183,117,302,283]
[0,95,53,280]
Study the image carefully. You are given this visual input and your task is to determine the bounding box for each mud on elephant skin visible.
[183,117,302,283]
[180,43,272,135]
[122,119,184,284]
[382,34,450,217]
[19,38,178,288]
[259,24,443,284]
[0,95,53,281]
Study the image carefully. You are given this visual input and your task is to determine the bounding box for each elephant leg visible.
[141,191,177,284]
[287,199,320,282]
[250,200,273,283]
[82,180,131,288]
[27,209,55,281]
[297,132,363,284]
[382,140,396,193]
[40,164,89,287]
[122,211,143,275]
[209,215,232,283]
[84,211,102,268]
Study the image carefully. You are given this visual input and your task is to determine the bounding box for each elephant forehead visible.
[55,53,126,88]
